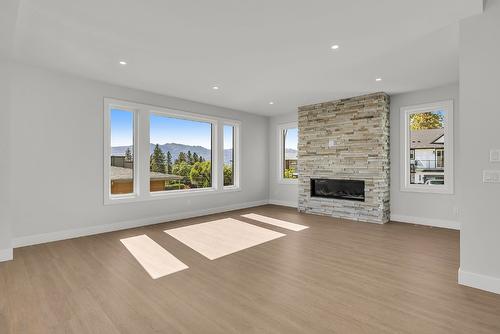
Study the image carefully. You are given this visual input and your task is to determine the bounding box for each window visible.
[278,122,298,183]
[401,100,454,194]
[108,108,136,197]
[150,114,213,192]
[104,98,240,204]
[223,125,235,187]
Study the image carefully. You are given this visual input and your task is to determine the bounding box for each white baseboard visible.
[0,248,13,262]
[459,268,500,295]
[268,199,298,208]
[13,200,269,248]
[390,214,460,230]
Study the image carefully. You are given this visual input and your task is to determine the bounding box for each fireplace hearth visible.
[310,179,365,202]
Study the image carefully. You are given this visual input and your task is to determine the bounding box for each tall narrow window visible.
[224,125,235,187]
[401,100,454,193]
[110,109,135,195]
[278,123,298,182]
[149,114,213,192]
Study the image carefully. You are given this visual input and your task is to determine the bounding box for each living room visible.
[1,1,499,333]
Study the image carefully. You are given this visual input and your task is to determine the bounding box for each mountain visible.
[112,143,234,164]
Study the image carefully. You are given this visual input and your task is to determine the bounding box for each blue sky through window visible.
[285,128,298,150]
[224,125,233,150]
[150,114,212,149]
[111,109,133,147]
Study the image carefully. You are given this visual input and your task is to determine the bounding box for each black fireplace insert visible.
[310,178,365,201]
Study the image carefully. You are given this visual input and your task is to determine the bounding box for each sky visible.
[111,109,235,150]
[285,128,298,150]
[111,109,133,147]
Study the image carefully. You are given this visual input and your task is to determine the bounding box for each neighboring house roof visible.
[410,129,444,149]
[110,166,182,182]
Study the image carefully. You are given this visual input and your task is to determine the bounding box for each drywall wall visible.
[9,62,269,244]
[458,0,500,294]
[268,112,298,207]
[0,59,13,260]
[390,83,460,229]
[0,0,20,261]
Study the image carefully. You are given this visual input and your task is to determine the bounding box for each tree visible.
[192,152,199,163]
[150,144,166,173]
[176,152,187,164]
[198,156,205,163]
[223,165,233,186]
[410,112,443,130]
[187,150,193,164]
[190,161,211,188]
[172,161,191,183]
[166,151,172,174]
[125,147,133,161]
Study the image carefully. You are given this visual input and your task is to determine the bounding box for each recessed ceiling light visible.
[375,77,382,82]
[212,86,220,90]
[269,101,275,105]
[119,61,127,65]
[331,44,340,50]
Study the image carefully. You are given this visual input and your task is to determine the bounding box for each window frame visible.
[104,102,140,204]
[103,98,240,205]
[400,100,454,194]
[277,122,299,184]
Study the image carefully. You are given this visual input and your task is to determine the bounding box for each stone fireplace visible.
[297,92,390,224]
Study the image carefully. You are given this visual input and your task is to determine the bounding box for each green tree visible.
[150,144,166,173]
[189,161,211,188]
[192,152,199,163]
[166,151,172,174]
[172,161,191,183]
[410,112,443,130]
[187,150,193,164]
[176,152,187,164]
[125,147,133,161]
[223,165,233,186]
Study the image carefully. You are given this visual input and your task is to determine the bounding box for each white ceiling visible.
[11,0,483,116]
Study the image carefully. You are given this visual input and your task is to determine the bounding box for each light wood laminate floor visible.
[1,205,499,333]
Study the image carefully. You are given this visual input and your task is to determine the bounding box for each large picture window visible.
[401,100,454,194]
[150,114,213,192]
[104,99,240,204]
[278,122,298,183]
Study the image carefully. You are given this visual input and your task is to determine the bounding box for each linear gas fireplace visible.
[310,179,365,202]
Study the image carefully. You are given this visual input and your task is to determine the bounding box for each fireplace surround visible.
[297,92,390,224]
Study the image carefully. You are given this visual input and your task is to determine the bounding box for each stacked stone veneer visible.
[297,92,390,224]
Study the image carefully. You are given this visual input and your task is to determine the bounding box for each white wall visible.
[458,0,500,294]
[9,62,269,245]
[0,0,20,261]
[0,59,13,260]
[268,112,298,207]
[390,83,460,229]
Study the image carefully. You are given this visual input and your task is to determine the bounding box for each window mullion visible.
[137,109,150,199]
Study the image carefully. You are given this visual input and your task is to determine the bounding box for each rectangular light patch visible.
[121,235,188,279]
[241,213,309,231]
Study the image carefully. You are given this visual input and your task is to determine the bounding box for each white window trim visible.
[103,101,140,205]
[277,122,298,184]
[400,100,454,194]
[103,98,241,205]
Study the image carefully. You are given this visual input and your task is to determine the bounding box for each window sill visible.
[278,178,299,185]
[400,185,454,195]
[222,185,241,193]
[104,187,219,205]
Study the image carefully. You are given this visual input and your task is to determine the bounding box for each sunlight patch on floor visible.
[165,218,285,260]
[241,213,309,231]
[120,235,188,279]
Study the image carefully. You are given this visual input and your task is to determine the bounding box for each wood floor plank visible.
[0,205,499,333]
